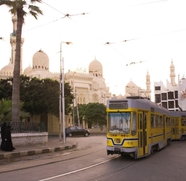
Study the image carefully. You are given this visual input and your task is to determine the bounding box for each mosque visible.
[0,14,153,133]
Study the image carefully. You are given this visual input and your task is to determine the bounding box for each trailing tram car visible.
[170,111,186,140]
[106,96,172,159]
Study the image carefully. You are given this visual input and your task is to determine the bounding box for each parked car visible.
[65,126,90,137]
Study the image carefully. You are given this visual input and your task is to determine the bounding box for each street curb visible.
[0,143,77,160]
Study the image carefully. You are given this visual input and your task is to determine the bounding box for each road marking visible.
[61,152,71,155]
[38,156,119,181]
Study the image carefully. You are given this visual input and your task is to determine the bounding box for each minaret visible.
[146,71,151,99]
[170,61,176,86]
[10,13,24,74]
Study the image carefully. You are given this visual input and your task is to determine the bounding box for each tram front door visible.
[138,112,148,157]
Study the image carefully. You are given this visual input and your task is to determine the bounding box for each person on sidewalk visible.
[1,123,15,151]
[0,122,7,150]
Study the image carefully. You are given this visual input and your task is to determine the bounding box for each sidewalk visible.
[0,136,77,160]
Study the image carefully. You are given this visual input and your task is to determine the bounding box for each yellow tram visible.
[170,111,186,140]
[106,96,172,159]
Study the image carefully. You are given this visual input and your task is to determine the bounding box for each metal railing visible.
[9,121,46,133]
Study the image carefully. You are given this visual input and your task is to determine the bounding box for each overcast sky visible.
[1,0,186,97]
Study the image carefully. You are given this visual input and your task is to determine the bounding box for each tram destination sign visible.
[109,101,128,109]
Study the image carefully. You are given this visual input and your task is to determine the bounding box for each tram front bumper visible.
[107,146,137,155]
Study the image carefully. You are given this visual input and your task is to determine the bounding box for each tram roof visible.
[169,110,186,117]
[107,96,170,115]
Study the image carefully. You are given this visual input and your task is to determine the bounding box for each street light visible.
[75,90,80,126]
[59,41,72,143]
[72,72,76,125]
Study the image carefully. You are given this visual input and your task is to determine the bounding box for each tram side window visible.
[131,112,137,135]
[175,119,179,126]
[156,115,162,127]
[182,119,186,126]
[144,112,147,129]
[166,118,171,127]
[155,115,159,127]
[151,114,155,128]
[171,119,175,126]
[160,116,163,127]
[139,114,143,129]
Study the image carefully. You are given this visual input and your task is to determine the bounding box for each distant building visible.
[0,14,112,106]
[121,71,151,100]
[65,59,111,106]
[153,61,186,111]
[178,77,186,111]
[0,14,112,133]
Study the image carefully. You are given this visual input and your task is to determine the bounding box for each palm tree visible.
[0,99,30,124]
[0,0,43,123]
[0,99,12,123]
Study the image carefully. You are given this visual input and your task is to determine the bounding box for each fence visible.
[9,121,46,133]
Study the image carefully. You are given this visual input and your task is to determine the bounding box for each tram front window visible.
[108,112,131,134]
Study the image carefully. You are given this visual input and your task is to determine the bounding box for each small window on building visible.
[175,91,178,99]
[161,93,167,100]
[168,92,174,99]
[155,94,161,103]
[168,101,174,108]
[155,86,161,90]
[162,102,167,109]
[175,100,178,108]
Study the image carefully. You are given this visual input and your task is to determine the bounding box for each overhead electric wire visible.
[132,0,168,6]
[23,0,184,64]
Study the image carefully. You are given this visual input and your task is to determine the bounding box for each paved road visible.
[0,136,186,181]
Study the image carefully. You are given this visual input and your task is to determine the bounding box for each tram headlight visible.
[114,138,120,143]
[127,141,133,145]
[107,140,112,145]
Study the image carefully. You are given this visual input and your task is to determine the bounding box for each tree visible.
[0,99,29,123]
[64,82,74,115]
[0,99,12,123]
[0,76,74,118]
[0,78,13,100]
[84,103,107,129]
[0,0,43,122]
[21,78,74,117]
[73,104,86,125]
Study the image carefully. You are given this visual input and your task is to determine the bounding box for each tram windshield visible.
[108,112,131,134]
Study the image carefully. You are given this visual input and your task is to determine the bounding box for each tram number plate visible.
[114,147,120,152]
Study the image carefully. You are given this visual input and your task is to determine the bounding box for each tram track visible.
[89,159,138,181]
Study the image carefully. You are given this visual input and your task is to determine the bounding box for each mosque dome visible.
[126,80,138,88]
[1,62,14,75]
[23,65,32,75]
[89,58,103,77]
[32,50,49,71]
[117,94,124,98]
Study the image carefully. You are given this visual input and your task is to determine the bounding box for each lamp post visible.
[72,72,76,125]
[59,41,72,143]
[75,90,80,126]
